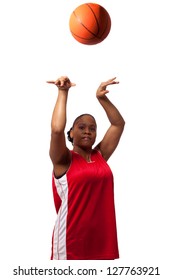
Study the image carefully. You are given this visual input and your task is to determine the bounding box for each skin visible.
[70,115,97,160]
[47,76,125,177]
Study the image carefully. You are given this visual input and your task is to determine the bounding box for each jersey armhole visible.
[53,150,73,179]
[53,170,67,179]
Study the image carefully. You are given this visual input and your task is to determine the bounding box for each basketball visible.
[69,3,111,45]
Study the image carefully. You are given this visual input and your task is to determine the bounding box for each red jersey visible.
[51,150,119,260]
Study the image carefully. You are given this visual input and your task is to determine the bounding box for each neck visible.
[73,146,92,162]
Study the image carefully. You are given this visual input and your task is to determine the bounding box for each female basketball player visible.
[47,76,125,260]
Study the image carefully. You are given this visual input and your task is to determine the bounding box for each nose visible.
[84,127,91,134]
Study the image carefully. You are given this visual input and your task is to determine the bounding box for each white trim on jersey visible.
[52,175,68,260]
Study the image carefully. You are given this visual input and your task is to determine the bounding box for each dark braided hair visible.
[66,113,96,144]
[67,127,73,144]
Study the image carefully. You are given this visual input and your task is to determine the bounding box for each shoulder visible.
[92,148,106,161]
[92,148,103,157]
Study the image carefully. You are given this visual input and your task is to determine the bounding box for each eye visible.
[78,125,85,130]
[90,127,96,132]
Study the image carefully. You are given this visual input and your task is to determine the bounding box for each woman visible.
[47,76,125,260]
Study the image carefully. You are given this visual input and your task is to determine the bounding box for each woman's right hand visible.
[47,76,76,90]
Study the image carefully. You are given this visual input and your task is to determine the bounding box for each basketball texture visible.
[69,3,111,45]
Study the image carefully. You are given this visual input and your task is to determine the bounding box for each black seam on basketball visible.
[100,16,110,39]
[73,10,100,38]
[86,4,100,35]
[70,31,96,41]
[70,29,108,41]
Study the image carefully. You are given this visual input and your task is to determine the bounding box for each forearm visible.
[51,89,68,132]
[97,95,125,126]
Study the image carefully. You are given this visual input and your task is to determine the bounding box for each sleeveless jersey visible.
[51,150,119,260]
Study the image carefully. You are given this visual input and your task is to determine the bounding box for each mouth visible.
[82,136,91,141]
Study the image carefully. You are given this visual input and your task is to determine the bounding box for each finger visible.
[104,90,109,94]
[46,80,55,84]
[100,89,109,95]
[110,80,119,84]
[109,77,117,81]
[60,80,65,86]
[61,76,69,81]
[104,77,116,83]
[71,83,76,87]
[106,79,119,85]
[107,77,119,83]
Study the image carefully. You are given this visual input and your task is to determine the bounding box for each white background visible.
[0,0,172,278]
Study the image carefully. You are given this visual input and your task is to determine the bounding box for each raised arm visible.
[47,76,75,177]
[94,77,125,161]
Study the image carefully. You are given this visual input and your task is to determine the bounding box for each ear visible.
[70,128,74,139]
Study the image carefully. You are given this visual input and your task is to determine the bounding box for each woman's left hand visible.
[96,77,119,98]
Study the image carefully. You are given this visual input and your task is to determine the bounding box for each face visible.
[70,115,97,149]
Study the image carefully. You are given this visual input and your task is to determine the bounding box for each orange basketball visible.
[69,3,111,45]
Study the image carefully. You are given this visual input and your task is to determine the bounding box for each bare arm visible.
[47,76,75,177]
[94,77,125,161]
